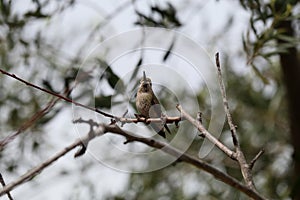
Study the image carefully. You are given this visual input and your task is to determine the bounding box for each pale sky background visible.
[2,1,253,199]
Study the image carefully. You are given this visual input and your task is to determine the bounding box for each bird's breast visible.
[136,93,152,117]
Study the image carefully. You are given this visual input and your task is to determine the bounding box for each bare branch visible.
[0,173,14,200]
[0,68,183,131]
[0,140,82,196]
[0,59,266,199]
[0,97,58,150]
[196,112,205,137]
[215,52,239,148]
[0,120,266,200]
[176,105,237,160]
[0,78,76,150]
[215,53,257,191]
[0,68,115,119]
[249,149,265,170]
[97,123,266,200]
[116,116,182,124]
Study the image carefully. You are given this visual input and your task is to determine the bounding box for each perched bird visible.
[136,71,170,138]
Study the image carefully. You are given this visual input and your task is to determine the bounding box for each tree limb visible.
[215,52,258,191]
[0,173,14,200]
[0,120,266,200]
[249,149,265,170]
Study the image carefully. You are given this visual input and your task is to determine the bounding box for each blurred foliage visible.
[134,2,182,28]
[0,1,79,181]
[0,0,102,174]
[0,0,78,132]
[240,0,300,83]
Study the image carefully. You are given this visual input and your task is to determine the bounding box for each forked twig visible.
[249,149,265,170]
[0,173,14,200]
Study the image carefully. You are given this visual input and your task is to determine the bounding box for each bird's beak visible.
[143,71,146,81]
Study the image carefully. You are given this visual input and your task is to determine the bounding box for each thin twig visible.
[215,52,239,148]
[0,97,57,150]
[0,140,82,196]
[0,173,14,200]
[0,80,75,150]
[196,112,205,137]
[249,149,265,170]
[0,68,115,118]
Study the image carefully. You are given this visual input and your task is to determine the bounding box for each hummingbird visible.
[136,71,171,138]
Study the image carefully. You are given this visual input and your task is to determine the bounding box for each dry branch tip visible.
[249,149,265,169]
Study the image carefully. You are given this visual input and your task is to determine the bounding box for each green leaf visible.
[163,38,175,62]
[251,64,270,84]
[107,66,125,92]
[276,34,300,44]
[97,59,124,92]
[242,34,250,55]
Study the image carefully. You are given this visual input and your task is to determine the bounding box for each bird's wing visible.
[150,93,172,136]
[150,94,162,117]
[151,93,160,104]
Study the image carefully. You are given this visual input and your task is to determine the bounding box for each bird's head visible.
[139,71,152,93]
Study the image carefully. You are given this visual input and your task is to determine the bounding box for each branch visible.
[0,68,115,119]
[0,68,183,130]
[0,78,77,150]
[0,60,266,199]
[0,140,82,196]
[0,67,183,151]
[176,105,237,160]
[0,97,58,150]
[177,53,265,194]
[116,116,182,125]
[87,122,266,200]
[215,53,239,148]
[215,52,259,191]
[249,149,265,170]
[76,120,266,200]
[0,173,14,200]
[0,119,266,200]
